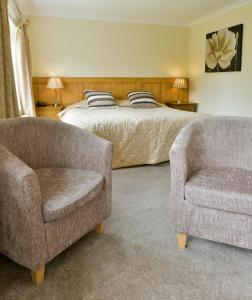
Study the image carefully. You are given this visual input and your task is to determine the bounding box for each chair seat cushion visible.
[35,168,104,222]
[185,168,252,216]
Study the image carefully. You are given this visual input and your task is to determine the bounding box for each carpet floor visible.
[0,163,252,300]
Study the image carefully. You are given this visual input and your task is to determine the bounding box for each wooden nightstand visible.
[166,102,198,112]
[36,105,63,120]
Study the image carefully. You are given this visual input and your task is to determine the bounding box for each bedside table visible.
[166,102,198,112]
[36,105,63,120]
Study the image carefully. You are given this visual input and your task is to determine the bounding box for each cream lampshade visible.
[47,77,64,107]
[173,78,188,103]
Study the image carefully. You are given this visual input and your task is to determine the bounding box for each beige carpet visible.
[0,163,252,299]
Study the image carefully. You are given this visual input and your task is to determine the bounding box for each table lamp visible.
[47,77,64,107]
[173,78,188,103]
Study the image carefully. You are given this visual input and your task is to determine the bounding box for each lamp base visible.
[53,100,60,108]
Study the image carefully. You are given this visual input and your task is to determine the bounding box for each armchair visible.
[0,117,112,284]
[170,116,252,250]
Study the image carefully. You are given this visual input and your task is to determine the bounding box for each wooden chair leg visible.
[96,222,104,235]
[31,265,45,285]
[177,232,188,249]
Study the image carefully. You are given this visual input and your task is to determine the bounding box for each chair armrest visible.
[65,132,112,210]
[169,121,201,200]
[169,121,204,232]
[0,146,47,270]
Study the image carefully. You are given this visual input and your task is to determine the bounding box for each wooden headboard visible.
[32,77,189,106]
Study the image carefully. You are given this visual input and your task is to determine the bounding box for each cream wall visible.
[28,16,188,77]
[189,3,252,116]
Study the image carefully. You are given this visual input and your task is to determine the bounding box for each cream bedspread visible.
[59,101,204,169]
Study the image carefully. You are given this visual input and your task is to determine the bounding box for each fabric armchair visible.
[0,118,112,284]
[170,116,252,250]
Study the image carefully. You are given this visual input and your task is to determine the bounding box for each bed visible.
[59,100,204,169]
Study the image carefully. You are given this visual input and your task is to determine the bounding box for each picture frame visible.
[205,24,243,73]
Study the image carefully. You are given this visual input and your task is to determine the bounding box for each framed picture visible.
[205,24,243,73]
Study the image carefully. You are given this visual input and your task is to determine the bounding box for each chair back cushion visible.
[0,118,84,169]
[185,116,252,170]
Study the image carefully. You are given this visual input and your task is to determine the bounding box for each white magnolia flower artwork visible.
[205,24,243,72]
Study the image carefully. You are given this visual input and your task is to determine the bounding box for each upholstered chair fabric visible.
[170,116,252,250]
[36,168,104,222]
[0,117,112,272]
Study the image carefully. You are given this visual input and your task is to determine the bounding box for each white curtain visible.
[8,0,20,26]
[8,0,36,117]
[15,19,36,116]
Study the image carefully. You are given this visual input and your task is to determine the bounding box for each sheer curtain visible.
[15,19,36,116]
[0,0,19,118]
[8,0,36,117]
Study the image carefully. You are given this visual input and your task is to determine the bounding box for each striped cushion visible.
[128,91,158,108]
[84,90,118,108]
